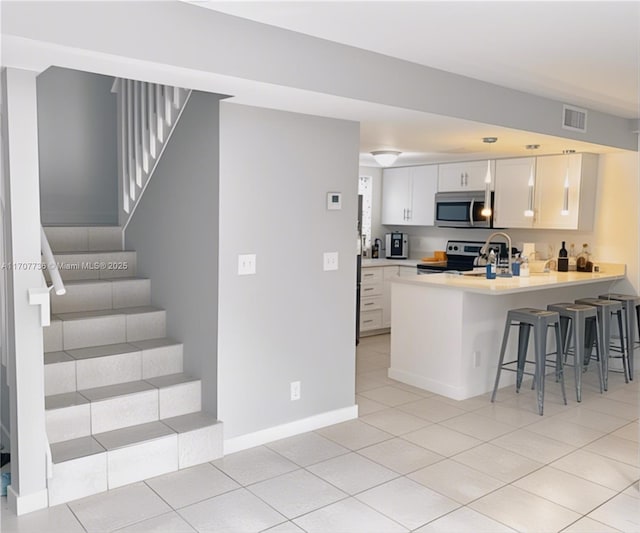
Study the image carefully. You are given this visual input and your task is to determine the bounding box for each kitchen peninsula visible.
[389,265,626,400]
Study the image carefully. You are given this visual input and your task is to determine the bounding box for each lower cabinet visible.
[360,267,384,332]
[362,265,417,333]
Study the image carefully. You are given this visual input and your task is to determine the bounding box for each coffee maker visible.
[385,232,409,259]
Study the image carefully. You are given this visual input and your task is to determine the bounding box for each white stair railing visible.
[112,78,192,231]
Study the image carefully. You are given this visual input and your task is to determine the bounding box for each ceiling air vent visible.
[562,104,587,133]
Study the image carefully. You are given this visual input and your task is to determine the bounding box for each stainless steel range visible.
[417,240,508,275]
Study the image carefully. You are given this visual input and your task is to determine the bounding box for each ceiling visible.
[192,1,640,166]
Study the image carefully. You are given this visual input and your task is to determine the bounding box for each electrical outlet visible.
[290,381,301,401]
[473,351,481,368]
[323,252,339,271]
[238,254,256,275]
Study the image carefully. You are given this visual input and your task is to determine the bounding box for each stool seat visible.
[548,302,603,402]
[599,293,639,381]
[576,298,628,386]
[491,307,566,415]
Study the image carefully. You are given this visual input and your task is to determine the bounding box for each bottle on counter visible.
[558,241,569,272]
[372,239,379,259]
[577,243,591,272]
[520,256,530,277]
[486,249,497,279]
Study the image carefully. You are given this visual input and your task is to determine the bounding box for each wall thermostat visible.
[327,192,342,210]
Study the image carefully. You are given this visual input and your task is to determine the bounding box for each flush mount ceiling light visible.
[480,137,497,217]
[561,149,575,216]
[524,144,539,217]
[371,150,401,167]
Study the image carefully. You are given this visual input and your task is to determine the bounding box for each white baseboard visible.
[223,405,358,455]
[7,485,48,515]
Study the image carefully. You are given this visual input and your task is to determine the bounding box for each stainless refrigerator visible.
[356,195,362,345]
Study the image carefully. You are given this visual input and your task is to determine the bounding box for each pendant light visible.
[524,144,539,217]
[371,150,401,167]
[480,137,497,217]
[561,149,574,216]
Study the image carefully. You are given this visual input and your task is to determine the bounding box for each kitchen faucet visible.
[480,232,513,275]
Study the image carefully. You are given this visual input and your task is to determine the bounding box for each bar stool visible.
[491,308,567,415]
[599,293,640,381]
[547,303,603,402]
[575,298,627,388]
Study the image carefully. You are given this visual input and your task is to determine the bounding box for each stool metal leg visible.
[616,310,630,383]
[554,322,567,405]
[533,320,548,415]
[517,323,531,393]
[600,309,611,391]
[572,314,584,402]
[593,315,605,393]
[624,304,635,380]
[491,317,513,402]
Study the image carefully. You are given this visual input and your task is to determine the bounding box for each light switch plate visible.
[323,252,339,271]
[238,254,256,275]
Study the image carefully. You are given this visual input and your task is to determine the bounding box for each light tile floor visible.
[2,333,638,532]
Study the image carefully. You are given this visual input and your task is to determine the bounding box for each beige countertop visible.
[362,258,420,268]
[391,263,626,295]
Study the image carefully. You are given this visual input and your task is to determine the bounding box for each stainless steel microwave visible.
[434,191,494,228]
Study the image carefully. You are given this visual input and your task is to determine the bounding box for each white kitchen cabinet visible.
[493,157,536,229]
[398,265,417,277]
[438,160,495,192]
[361,266,384,332]
[382,165,437,226]
[493,153,598,231]
[534,153,598,230]
[382,266,398,328]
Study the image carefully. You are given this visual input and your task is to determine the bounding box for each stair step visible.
[44,339,184,395]
[43,226,123,253]
[48,251,136,281]
[48,436,107,506]
[48,415,223,504]
[131,338,184,379]
[81,380,160,434]
[45,374,201,441]
[50,277,151,314]
[54,306,166,350]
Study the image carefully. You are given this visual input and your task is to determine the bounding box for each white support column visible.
[2,68,48,515]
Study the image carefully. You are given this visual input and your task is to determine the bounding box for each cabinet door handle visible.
[363,319,374,324]
[464,172,468,187]
[407,209,411,220]
[364,287,375,292]
[460,173,464,187]
[364,302,375,306]
[364,273,375,277]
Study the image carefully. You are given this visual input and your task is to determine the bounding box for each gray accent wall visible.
[126,91,222,413]
[37,67,118,225]
[219,102,359,439]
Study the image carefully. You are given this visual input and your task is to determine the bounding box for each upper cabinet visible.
[494,157,536,229]
[382,165,438,226]
[494,153,598,230]
[438,160,495,192]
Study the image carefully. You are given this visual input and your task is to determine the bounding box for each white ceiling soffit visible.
[201,1,640,120]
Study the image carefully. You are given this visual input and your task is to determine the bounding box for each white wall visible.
[3,2,636,152]
[126,91,222,413]
[37,67,118,225]
[379,151,639,292]
[218,103,359,441]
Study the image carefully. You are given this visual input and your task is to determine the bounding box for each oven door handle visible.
[469,199,475,226]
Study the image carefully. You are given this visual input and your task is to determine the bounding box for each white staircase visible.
[42,226,222,506]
